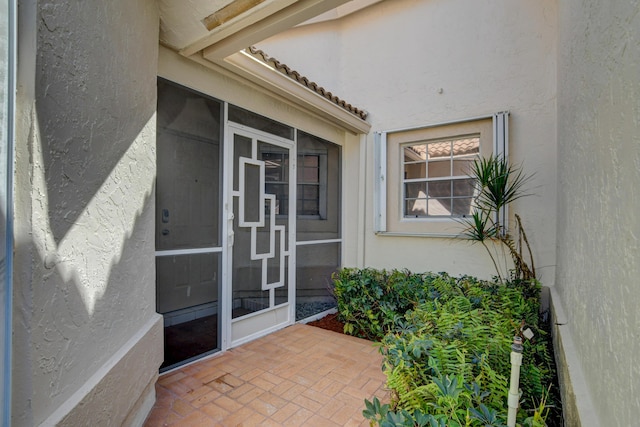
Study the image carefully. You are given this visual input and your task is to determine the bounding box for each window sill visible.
[375,231,470,239]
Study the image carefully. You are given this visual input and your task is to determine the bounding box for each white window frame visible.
[402,135,480,219]
[374,112,509,237]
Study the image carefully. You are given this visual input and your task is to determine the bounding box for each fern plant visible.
[339,269,557,426]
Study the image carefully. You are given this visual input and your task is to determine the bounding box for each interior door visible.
[227,124,295,346]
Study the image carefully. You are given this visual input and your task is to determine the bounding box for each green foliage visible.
[458,155,536,281]
[471,155,531,221]
[335,269,556,426]
[522,387,552,427]
[333,268,440,340]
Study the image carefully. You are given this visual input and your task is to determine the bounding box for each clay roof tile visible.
[246,46,368,121]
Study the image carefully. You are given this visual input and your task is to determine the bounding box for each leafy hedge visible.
[332,268,556,427]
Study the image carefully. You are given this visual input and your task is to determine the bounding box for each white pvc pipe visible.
[507,336,524,427]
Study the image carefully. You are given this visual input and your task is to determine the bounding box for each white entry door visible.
[225,124,295,347]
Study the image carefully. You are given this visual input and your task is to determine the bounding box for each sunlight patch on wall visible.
[32,114,156,316]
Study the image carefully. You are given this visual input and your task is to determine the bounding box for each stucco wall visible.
[258,0,558,282]
[556,1,640,425]
[0,0,12,422]
[14,0,162,425]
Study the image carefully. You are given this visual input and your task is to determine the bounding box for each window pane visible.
[303,185,319,200]
[301,200,319,216]
[297,155,320,182]
[428,140,452,159]
[302,167,319,182]
[405,182,426,199]
[428,180,452,197]
[452,158,475,176]
[404,144,427,161]
[404,162,426,179]
[452,198,474,217]
[297,184,320,216]
[427,160,451,178]
[452,137,480,156]
[453,178,476,197]
[302,155,319,167]
[428,198,452,216]
[405,198,428,217]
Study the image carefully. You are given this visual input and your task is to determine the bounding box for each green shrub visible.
[333,268,445,340]
[332,268,556,426]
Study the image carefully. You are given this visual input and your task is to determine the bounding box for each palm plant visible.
[460,155,535,282]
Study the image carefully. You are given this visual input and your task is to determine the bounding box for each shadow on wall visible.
[13,182,160,426]
[35,1,158,244]
[12,1,162,424]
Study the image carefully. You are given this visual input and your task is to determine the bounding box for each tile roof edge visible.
[246,46,368,121]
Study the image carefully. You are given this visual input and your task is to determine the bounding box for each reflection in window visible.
[403,136,479,217]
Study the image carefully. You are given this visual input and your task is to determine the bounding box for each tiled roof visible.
[246,46,368,121]
[405,137,480,160]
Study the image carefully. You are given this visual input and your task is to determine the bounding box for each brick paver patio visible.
[143,323,389,426]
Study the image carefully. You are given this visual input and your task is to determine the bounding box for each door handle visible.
[228,212,235,246]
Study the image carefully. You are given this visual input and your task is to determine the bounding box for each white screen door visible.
[226,124,295,347]
[226,124,295,346]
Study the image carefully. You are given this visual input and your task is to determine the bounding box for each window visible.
[296,130,341,240]
[375,113,508,236]
[403,136,479,218]
[297,153,322,216]
[261,152,326,217]
[259,148,325,218]
[260,131,336,220]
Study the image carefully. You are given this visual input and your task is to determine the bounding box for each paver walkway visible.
[143,324,389,426]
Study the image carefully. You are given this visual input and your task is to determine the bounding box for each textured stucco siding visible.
[258,0,558,282]
[556,1,640,425]
[14,0,161,425]
[0,0,12,423]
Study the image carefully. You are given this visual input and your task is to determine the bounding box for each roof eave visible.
[200,49,371,134]
[180,0,349,58]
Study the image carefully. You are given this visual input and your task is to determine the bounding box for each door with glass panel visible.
[227,124,295,346]
[155,80,223,371]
